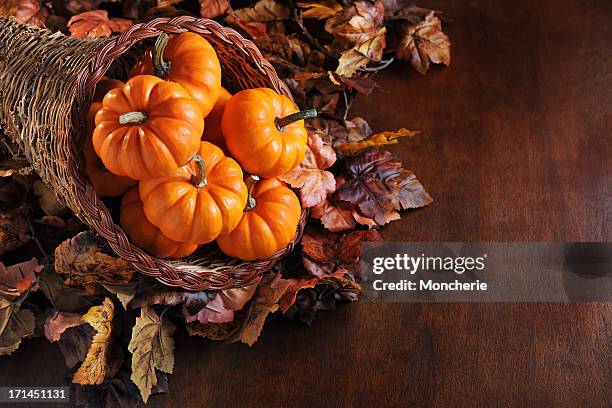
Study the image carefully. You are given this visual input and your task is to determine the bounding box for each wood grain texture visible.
[1,0,611,406]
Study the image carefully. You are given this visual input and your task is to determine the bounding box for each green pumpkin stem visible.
[275,109,317,131]
[191,155,207,188]
[152,33,172,79]
[119,111,148,125]
[245,175,260,211]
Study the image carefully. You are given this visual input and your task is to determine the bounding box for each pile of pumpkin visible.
[83,33,314,261]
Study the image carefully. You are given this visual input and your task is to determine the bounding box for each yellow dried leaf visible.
[128,306,175,403]
[339,128,420,155]
[73,297,114,385]
[298,1,342,20]
[55,231,133,295]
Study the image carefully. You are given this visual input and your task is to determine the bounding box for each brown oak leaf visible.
[199,0,228,18]
[338,147,432,225]
[55,231,133,295]
[128,305,175,403]
[280,131,337,207]
[301,225,383,277]
[68,10,132,39]
[0,258,42,299]
[396,11,451,74]
[73,298,114,385]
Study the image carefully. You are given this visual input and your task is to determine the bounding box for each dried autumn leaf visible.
[233,0,290,23]
[338,128,419,155]
[55,231,133,295]
[338,147,432,225]
[0,179,29,256]
[0,299,35,356]
[38,267,93,313]
[185,277,261,324]
[75,369,142,408]
[336,27,386,77]
[325,0,385,50]
[280,131,337,208]
[102,283,138,310]
[0,258,42,299]
[186,321,239,341]
[128,306,176,403]
[396,11,451,74]
[236,273,291,346]
[311,199,356,232]
[68,10,132,39]
[199,0,228,18]
[58,325,95,369]
[73,297,114,385]
[297,0,342,20]
[301,226,383,277]
[44,311,83,342]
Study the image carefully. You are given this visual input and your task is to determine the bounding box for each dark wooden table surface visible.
[1,0,611,406]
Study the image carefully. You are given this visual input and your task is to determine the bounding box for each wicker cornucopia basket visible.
[0,16,308,291]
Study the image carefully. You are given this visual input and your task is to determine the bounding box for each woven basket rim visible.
[67,16,308,291]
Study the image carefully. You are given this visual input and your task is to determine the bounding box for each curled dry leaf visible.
[325,0,385,50]
[68,10,132,39]
[280,131,337,208]
[185,277,261,324]
[336,27,386,77]
[54,231,133,295]
[102,283,139,310]
[38,267,93,313]
[236,273,291,346]
[73,297,114,385]
[301,225,383,277]
[396,11,451,74]
[44,311,83,342]
[338,147,432,225]
[232,0,290,23]
[297,0,342,20]
[0,258,42,299]
[0,299,35,356]
[58,325,95,369]
[128,306,175,403]
[338,128,420,155]
[199,0,228,19]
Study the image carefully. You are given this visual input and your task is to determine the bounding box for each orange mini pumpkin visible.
[202,87,232,150]
[84,102,136,197]
[93,75,204,180]
[120,188,198,258]
[131,33,222,116]
[139,141,248,244]
[217,177,301,261]
[222,88,315,178]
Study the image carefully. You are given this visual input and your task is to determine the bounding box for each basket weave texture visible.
[0,16,308,291]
